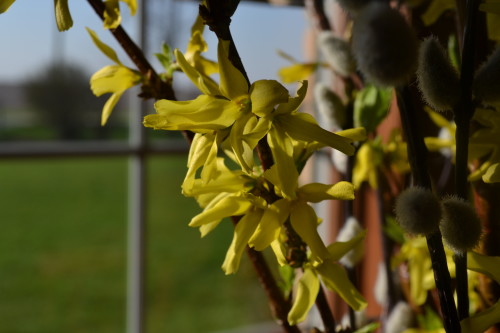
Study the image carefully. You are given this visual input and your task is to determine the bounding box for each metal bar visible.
[0,140,188,158]
[127,1,148,332]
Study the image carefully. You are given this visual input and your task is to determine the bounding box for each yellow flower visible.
[468,107,500,183]
[86,28,142,125]
[461,252,500,333]
[278,63,318,84]
[424,107,456,161]
[392,236,455,306]
[287,232,367,325]
[184,15,218,76]
[102,0,137,29]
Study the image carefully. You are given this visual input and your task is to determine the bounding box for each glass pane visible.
[0,158,127,333]
[146,156,271,332]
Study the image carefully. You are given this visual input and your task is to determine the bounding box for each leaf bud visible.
[317,31,356,77]
[395,187,441,236]
[314,82,346,129]
[352,3,418,87]
[473,46,500,104]
[440,196,482,253]
[417,36,460,111]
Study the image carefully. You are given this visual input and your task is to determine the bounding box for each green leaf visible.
[354,84,392,133]
[382,215,405,244]
[277,264,295,298]
[353,322,380,333]
[417,306,443,330]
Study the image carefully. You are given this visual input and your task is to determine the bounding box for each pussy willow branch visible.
[86,1,300,332]
[396,86,461,333]
[453,0,480,320]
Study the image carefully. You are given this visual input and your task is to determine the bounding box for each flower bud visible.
[440,196,482,253]
[417,36,460,111]
[395,187,441,235]
[352,3,418,87]
[317,31,356,77]
[314,82,346,129]
[336,216,365,268]
[473,46,500,104]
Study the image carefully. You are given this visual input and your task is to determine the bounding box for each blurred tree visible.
[24,63,108,140]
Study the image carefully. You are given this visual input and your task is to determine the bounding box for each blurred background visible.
[0,1,307,332]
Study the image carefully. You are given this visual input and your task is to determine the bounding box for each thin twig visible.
[453,0,480,320]
[396,86,460,333]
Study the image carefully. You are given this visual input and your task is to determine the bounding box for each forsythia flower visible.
[287,232,367,325]
[424,108,456,161]
[278,63,318,83]
[460,252,500,333]
[102,0,137,29]
[468,107,500,183]
[392,236,455,306]
[183,15,218,76]
[145,38,360,196]
[86,28,142,125]
[353,131,409,189]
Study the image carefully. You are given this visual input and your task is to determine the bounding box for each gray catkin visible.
[352,2,418,87]
[317,31,356,77]
[473,45,500,104]
[417,36,461,111]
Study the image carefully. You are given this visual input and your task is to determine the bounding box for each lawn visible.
[0,156,271,332]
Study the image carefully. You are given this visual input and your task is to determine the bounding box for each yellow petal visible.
[199,134,219,184]
[266,126,299,199]
[0,0,15,13]
[336,127,367,142]
[327,231,366,261]
[316,260,367,311]
[218,39,249,100]
[483,163,500,183]
[229,113,259,173]
[290,202,331,261]
[222,208,263,275]
[120,0,137,15]
[250,80,289,117]
[103,0,121,29]
[249,199,290,251]
[298,181,355,203]
[287,268,320,325]
[101,92,122,126]
[175,49,220,96]
[278,63,317,84]
[461,252,500,333]
[276,81,308,115]
[279,112,355,155]
[189,194,252,228]
[146,95,239,132]
[270,239,288,266]
[86,27,122,65]
[90,65,140,96]
[54,0,73,31]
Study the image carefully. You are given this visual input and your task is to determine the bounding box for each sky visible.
[0,1,308,85]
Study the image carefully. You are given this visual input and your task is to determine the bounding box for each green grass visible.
[0,156,270,332]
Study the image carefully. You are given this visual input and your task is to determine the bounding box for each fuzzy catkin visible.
[417,36,460,111]
[314,82,346,129]
[395,187,441,235]
[473,45,500,104]
[440,196,482,253]
[317,31,356,77]
[352,3,418,87]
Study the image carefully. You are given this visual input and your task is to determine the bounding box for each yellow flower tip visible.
[0,0,16,13]
[54,0,73,31]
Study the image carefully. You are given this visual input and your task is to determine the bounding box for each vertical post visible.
[127,1,147,332]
